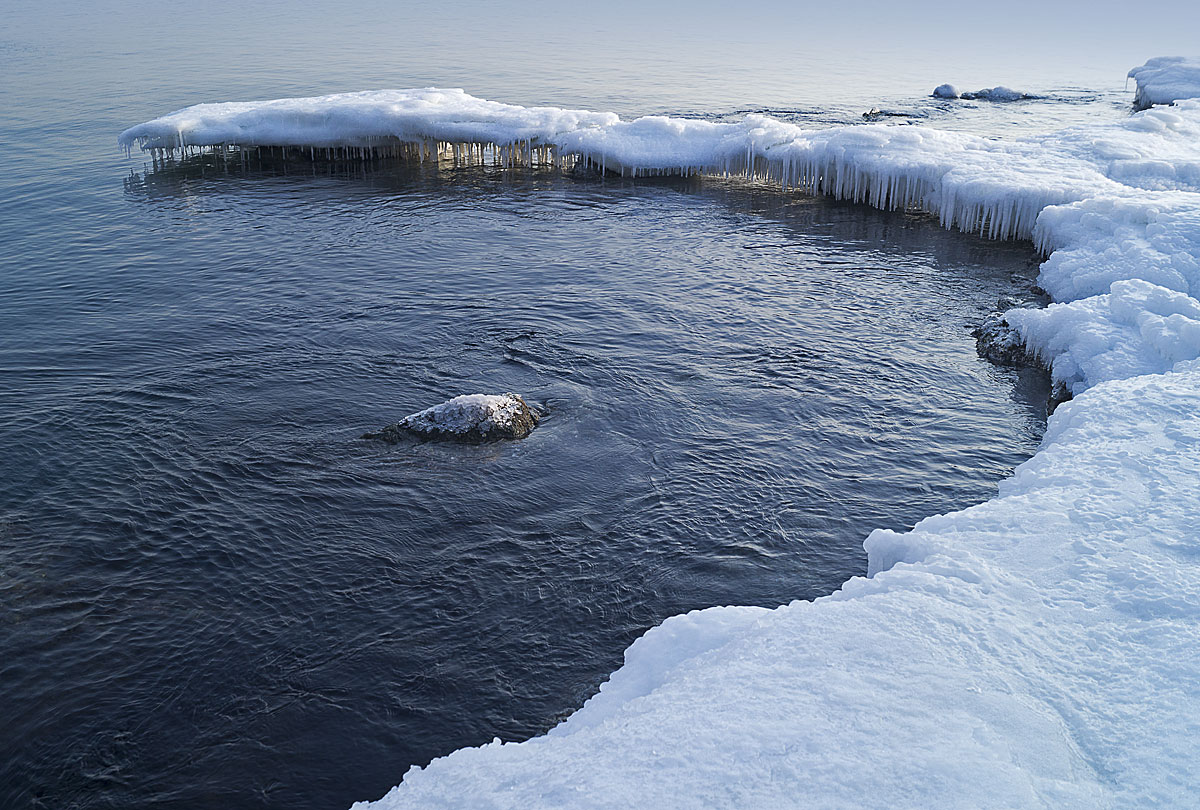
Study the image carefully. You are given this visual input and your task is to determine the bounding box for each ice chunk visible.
[1128,56,1200,110]
[932,83,959,99]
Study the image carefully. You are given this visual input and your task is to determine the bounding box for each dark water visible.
[2,155,1050,808]
[0,4,1094,809]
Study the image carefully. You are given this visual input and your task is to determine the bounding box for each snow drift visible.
[122,58,1200,808]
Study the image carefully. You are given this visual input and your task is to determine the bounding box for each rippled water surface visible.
[0,2,1123,808]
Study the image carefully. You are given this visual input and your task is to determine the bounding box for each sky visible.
[4,0,1198,117]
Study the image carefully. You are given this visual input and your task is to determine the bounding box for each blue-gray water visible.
[0,3,1147,808]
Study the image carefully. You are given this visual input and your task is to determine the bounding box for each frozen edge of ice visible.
[1129,56,1200,110]
[120,88,1126,243]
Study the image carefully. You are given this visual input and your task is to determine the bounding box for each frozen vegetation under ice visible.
[119,57,1200,808]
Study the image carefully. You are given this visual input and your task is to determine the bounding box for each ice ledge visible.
[1129,56,1200,110]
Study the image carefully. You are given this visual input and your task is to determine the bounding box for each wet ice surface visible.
[1,158,1050,808]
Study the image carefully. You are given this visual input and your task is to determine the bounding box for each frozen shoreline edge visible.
[122,61,1200,808]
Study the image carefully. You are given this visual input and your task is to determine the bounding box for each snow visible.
[1129,56,1200,110]
[121,64,1200,809]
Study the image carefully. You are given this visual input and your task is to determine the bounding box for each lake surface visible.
[0,3,1135,808]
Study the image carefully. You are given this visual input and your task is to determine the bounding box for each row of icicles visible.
[142,139,572,170]
[133,137,1047,246]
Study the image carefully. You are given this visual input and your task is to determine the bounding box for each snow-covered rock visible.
[933,85,1034,101]
[1129,56,1200,110]
[960,86,1034,101]
[974,309,1035,367]
[366,393,539,443]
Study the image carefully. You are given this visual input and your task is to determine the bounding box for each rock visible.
[973,313,1033,367]
[365,393,540,444]
[959,86,1033,102]
[1048,381,1073,414]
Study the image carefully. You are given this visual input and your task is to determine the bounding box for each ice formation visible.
[123,90,1144,242]
[932,83,959,99]
[120,62,1200,808]
[366,393,539,443]
[1128,56,1200,109]
[118,88,617,166]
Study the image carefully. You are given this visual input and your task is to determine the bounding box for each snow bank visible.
[120,66,1200,809]
[1129,56,1200,109]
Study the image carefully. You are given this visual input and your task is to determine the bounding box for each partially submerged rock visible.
[974,302,1072,413]
[365,393,539,444]
[973,313,1030,367]
[932,84,1037,102]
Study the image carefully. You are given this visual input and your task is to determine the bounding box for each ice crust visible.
[1129,56,1200,109]
[119,68,1200,808]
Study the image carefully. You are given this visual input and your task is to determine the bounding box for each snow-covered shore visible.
[123,59,1200,808]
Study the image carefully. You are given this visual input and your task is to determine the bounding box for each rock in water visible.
[973,314,1031,367]
[366,393,539,444]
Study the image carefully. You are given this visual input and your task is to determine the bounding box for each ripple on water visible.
[0,161,1050,809]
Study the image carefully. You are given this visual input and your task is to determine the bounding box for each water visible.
[0,2,1139,808]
